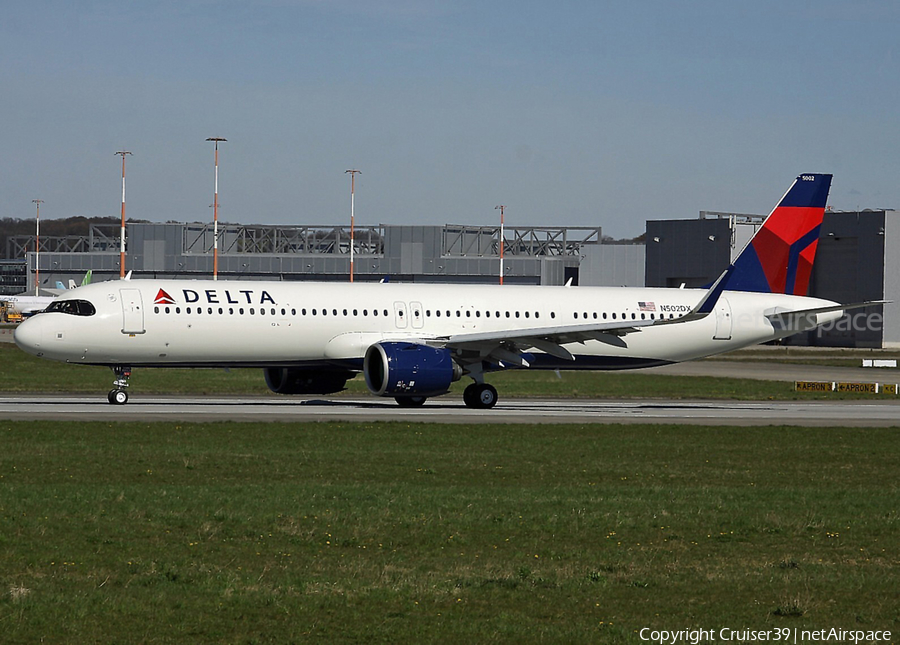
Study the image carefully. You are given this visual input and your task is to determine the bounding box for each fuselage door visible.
[713,297,732,341]
[410,301,424,329]
[393,301,408,329]
[120,288,145,335]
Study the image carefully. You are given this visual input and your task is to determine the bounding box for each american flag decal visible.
[638,301,656,312]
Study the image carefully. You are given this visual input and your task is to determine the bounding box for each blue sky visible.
[1,0,897,238]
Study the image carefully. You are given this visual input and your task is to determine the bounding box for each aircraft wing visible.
[428,318,670,366]
[426,266,735,366]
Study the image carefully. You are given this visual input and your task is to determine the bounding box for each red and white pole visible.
[495,205,506,285]
[32,199,43,295]
[207,138,227,280]
[115,151,132,278]
[345,169,361,282]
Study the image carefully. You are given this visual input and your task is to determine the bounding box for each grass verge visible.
[0,344,893,401]
[1,421,897,643]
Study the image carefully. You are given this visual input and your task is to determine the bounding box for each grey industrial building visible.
[5,221,644,291]
[5,208,897,348]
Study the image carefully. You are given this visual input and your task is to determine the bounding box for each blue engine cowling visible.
[364,342,461,397]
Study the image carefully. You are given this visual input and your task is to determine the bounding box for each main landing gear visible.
[391,384,499,409]
[463,382,498,409]
[108,366,131,405]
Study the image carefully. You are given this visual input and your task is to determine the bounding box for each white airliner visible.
[3,294,57,317]
[14,174,868,407]
[3,271,93,316]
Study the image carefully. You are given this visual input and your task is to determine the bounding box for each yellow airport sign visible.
[794,381,833,392]
[836,382,878,394]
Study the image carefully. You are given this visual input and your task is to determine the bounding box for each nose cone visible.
[14,317,43,355]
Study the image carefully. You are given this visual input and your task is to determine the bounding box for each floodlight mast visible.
[115,151,132,279]
[495,205,506,285]
[345,169,361,282]
[206,137,227,280]
[32,199,43,295]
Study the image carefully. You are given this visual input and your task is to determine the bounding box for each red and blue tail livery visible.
[726,173,832,296]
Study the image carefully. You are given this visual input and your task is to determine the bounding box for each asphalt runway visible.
[4,359,899,426]
[2,394,899,426]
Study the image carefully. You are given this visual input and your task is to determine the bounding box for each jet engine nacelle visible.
[264,367,353,395]
[364,342,461,397]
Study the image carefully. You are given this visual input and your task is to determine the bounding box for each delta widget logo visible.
[154,289,176,305]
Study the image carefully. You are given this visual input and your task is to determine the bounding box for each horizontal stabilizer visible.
[766,300,887,322]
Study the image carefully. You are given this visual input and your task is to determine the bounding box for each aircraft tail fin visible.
[724,173,832,296]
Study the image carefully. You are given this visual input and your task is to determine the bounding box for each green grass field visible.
[1,421,897,643]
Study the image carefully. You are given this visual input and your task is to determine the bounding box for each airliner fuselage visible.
[15,279,839,368]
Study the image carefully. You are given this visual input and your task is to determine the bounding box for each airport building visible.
[4,208,897,347]
[6,221,645,290]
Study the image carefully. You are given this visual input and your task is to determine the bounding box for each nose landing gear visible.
[108,366,131,405]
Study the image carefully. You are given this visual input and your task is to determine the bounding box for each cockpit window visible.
[44,299,96,316]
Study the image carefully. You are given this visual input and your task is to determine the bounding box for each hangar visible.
[3,208,897,347]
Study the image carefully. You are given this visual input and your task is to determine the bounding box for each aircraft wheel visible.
[464,383,498,409]
[395,396,427,408]
[108,389,128,405]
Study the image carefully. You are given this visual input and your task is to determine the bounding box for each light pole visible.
[495,205,506,285]
[32,199,43,295]
[345,169,361,282]
[206,137,227,280]
[115,151,132,278]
